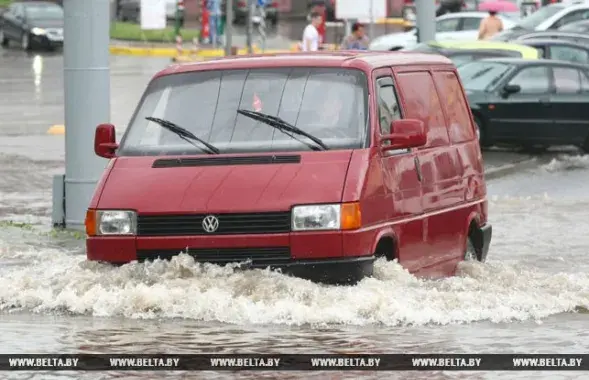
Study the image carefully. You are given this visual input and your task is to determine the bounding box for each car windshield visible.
[118,67,369,156]
[458,61,513,91]
[25,4,63,19]
[514,4,564,30]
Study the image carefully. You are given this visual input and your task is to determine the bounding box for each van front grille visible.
[137,212,291,236]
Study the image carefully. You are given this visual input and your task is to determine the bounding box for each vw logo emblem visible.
[202,215,219,233]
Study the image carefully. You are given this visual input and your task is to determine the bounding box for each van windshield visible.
[118,67,369,156]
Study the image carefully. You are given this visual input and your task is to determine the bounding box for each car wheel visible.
[473,114,490,148]
[21,32,31,51]
[0,28,8,47]
[464,235,480,262]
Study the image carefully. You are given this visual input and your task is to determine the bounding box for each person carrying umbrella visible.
[478,8,504,40]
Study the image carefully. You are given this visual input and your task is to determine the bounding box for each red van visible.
[86,51,492,285]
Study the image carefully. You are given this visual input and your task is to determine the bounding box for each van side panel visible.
[395,69,468,271]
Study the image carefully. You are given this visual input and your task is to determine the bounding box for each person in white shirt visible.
[301,12,322,52]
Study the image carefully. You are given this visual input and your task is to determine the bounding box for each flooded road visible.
[0,49,588,380]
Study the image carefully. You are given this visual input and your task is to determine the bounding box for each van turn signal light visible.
[341,202,362,230]
[85,209,96,236]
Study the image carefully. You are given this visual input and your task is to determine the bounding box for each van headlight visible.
[85,210,137,236]
[291,203,361,231]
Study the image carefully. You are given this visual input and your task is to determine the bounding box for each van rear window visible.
[118,67,369,156]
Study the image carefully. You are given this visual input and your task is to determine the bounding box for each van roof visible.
[155,51,453,79]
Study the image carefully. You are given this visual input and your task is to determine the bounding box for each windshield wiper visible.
[236,109,329,151]
[145,117,220,154]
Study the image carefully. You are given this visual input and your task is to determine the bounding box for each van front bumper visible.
[86,233,374,285]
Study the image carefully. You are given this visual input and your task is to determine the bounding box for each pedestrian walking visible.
[340,22,370,50]
[301,11,322,52]
[478,10,504,40]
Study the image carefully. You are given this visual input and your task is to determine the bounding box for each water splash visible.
[541,154,589,173]
[0,247,587,326]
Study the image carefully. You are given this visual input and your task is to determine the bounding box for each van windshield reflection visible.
[118,67,369,156]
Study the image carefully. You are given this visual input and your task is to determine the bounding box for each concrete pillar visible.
[415,0,436,44]
[53,0,111,230]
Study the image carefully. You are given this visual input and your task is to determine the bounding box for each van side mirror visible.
[94,123,118,159]
[501,84,521,97]
[380,119,427,151]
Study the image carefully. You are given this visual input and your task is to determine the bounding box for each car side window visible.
[461,17,482,31]
[436,18,460,33]
[396,71,449,148]
[508,66,550,93]
[553,67,581,94]
[549,46,589,64]
[376,77,402,135]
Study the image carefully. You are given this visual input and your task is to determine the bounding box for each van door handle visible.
[414,156,422,182]
[538,97,550,105]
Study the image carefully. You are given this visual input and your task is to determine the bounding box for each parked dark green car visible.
[458,58,589,152]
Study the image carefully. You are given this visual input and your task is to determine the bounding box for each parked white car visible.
[493,3,589,40]
[369,12,517,51]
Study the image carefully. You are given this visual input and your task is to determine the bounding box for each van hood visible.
[97,151,354,213]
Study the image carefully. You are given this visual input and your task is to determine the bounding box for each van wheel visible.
[374,238,395,262]
[464,235,480,262]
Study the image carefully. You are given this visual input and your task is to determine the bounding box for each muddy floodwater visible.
[0,51,588,380]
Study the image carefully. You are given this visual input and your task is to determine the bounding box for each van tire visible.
[464,235,480,262]
[374,237,396,262]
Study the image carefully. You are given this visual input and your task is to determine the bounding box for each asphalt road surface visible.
[1,48,588,380]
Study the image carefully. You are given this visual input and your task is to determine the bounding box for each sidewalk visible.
[109,33,298,58]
